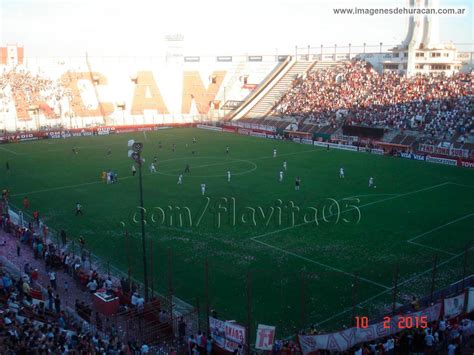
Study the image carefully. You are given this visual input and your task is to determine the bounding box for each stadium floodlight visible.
[126,139,149,302]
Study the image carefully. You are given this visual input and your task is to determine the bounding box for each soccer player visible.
[273,148,277,158]
[23,197,30,209]
[132,165,137,176]
[153,156,158,164]
[72,147,78,154]
[177,174,183,185]
[150,163,157,173]
[339,167,345,178]
[283,161,287,171]
[158,141,162,149]
[75,202,83,216]
[184,164,190,173]
[172,143,176,152]
[226,146,230,154]
[101,171,107,182]
[6,161,10,172]
[279,170,284,182]
[107,148,112,156]
[193,137,197,144]
[227,170,231,182]
[368,176,374,188]
[295,177,301,191]
[200,183,206,195]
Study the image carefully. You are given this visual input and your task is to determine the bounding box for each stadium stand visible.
[270,60,472,142]
[0,55,280,131]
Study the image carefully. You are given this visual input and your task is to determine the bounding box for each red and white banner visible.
[255,324,276,350]
[298,303,441,353]
[419,143,469,159]
[209,317,246,352]
[444,293,465,318]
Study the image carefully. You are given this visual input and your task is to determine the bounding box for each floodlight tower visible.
[127,139,149,302]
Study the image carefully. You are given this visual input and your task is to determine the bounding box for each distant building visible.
[0,44,24,66]
[382,0,462,76]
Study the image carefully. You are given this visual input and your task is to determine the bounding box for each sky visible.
[0,0,472,57]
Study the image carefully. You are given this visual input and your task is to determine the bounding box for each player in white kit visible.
[177,174,183,184]
[227,171,231,182]
[200,183,206,195]
[150,163,156,173]
[368,176,374,188]
[283,161,287,171]
[339,167,345,178]
[279,170,284,182]
[273,149,277,158]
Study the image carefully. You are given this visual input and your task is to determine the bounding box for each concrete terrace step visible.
[245,61,314,119]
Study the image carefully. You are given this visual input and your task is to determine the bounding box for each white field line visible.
[252,238,391,290]
[406,213,474,256]
[407,213,474,242]
[251,182,451,241]
[41,141,127,153]
[315,245,474,327]
[249,182,451,291]
[0,146,22,155]
[407,241,456,256]
[448,182,474,190]
[10,149,324,197]
[11,159,253,197]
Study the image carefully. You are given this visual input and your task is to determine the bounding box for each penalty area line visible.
[251,181,451,241]
[314,244,474,327]
[252,238,391,290]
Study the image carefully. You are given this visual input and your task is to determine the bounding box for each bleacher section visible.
[241,60,314,119]
[0,56,279,131]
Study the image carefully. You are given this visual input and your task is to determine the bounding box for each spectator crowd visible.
[275,60,473,140]
[0,66,71,120]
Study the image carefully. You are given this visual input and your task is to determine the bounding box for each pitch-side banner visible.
[209,317,246,352]
[298,303,441,353]
[444,293,465,318]
[255,324,276,350]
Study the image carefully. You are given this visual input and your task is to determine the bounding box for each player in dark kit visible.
[184,164,190,173]
[295,177,301,191]
[226,146,230,154]
[6,161,10,172]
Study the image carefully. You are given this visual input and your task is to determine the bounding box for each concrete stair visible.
[245,61,313,119]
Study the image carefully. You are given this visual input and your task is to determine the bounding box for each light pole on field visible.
[127,139,149,302]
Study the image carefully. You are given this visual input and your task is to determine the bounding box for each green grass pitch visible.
[1,127,473,338]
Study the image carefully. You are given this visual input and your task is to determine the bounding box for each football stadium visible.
[0,0,473,353]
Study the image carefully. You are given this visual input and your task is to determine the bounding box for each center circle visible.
[154,156,257,178]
